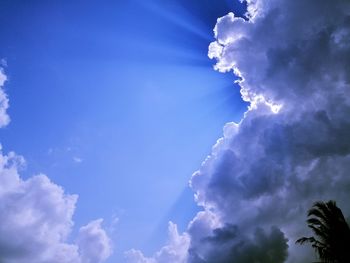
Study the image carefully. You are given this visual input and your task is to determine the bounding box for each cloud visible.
[125,222,190,263]
[73,156,83,163]
[128,0,350,262]
[0,68,10,128]
[0,147,112,263]
[189,0,350,262]
[77,219,112,263]
[188,224,288,263]
[0,69,112,262]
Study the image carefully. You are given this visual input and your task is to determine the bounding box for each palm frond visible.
[296,200,350,263]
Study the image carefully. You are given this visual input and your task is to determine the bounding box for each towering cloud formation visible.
[0,69,112,263]
[190,0,350,262]
[127,0,350,262]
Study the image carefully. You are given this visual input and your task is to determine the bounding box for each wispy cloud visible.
[73,156,83,163]
[0,69,10,128]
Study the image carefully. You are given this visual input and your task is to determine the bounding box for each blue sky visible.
[0,1,247,261]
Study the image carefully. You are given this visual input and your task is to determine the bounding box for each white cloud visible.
[77,219,112,263]
[0,67,112,263]
[125,249,156,263]
[0,148,113,263]
[125,222,190,263]
[0,148,79,262]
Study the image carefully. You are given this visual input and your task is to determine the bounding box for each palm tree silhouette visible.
[296,200,350,263]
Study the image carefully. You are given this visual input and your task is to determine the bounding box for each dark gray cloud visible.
[189,224,288,263]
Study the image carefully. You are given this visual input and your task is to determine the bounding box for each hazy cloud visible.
[0,68,10,127]
[73,157,83,163]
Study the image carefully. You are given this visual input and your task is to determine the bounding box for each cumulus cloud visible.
[0,147,112,263]
[77,219,112,263]
[128,0,350,262]
[125,222,190,263]
[0,69,112,262]
[189,0,350,262]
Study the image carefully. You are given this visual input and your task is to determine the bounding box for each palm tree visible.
[296,200,350,263]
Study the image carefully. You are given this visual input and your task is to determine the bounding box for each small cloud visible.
[47,148,54,155]
[0,67,10,128]
[73,156,83,163]
[0,59,7,67]
[108,214,119,234]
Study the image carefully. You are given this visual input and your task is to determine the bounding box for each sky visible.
[1,0,350,263]
[0,1,247,262]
